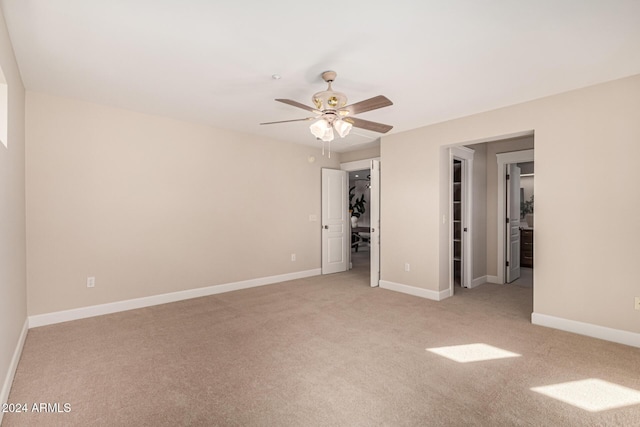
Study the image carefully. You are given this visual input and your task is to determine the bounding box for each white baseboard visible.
[1,318,29,425]
[532,313,640,349]
[486,275,501,284]
[470,276,488,288]
[379,280,450,301]
[29,269,321,328]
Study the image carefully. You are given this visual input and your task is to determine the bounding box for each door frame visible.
[449,146,474,295]
[496,149,534,284]
[340,157,381,285]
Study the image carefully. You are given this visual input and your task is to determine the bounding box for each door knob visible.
[323,225,329,229]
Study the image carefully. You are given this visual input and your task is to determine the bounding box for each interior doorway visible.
[443,132,534,302]
[348,169,371,264]
[509,160,534,288]
[496,149,534,285]
[340,158,381,287]
[449,146,474,295]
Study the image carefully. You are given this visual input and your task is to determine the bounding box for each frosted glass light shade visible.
[310,119,334,141]
[333,119,352,138]
[309,119,327,139]
[321,126,334,142]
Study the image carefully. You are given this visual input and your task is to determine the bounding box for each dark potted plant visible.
[349,186,366,227]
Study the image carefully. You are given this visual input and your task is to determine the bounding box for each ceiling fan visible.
[260,71,393,143]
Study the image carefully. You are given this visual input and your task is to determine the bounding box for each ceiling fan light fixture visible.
[333,119,352,138]
[262,71,393,156]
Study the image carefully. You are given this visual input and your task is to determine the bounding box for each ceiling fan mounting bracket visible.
[321,70,337,83]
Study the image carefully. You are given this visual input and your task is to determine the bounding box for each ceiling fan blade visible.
[275,99,320,113]
[260,117,315,125]
[339,95,393,116]
[344,117,393,134]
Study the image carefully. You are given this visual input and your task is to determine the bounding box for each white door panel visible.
[327,175,345,219]
[506,164,521,283]
[370,160,380,287]
[328,236,345,262]
[322,169,348,274]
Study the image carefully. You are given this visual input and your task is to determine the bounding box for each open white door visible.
[369,160,380,287]
[506,164,521,283]
[322,168,348,274]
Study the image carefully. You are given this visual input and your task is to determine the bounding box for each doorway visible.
[510,161,534,287]
[339,158,381,287]
[496,149,534,285]
[449,146,474,295]
[349,169,371,271]
[443,132,534,301]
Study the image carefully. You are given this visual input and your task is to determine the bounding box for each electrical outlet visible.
[405,263,410,272]
[87,276,95,288]
[635,297,640,311]
[291,254,296,262]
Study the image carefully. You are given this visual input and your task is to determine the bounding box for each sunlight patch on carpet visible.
[531,379,640,412]
[426,343,521,363]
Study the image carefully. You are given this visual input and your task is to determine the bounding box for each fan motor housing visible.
[312,90,347,110]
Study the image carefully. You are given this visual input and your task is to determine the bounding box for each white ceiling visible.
[2,1,639,152]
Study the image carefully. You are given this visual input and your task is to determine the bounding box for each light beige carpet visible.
[3,270,640,426]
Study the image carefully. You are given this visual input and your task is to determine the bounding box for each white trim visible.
[496,149,535,166]
[532,313,640,349]
[29,269,321,328]
[486,275,501,284]
[470,275,488,288]
[340,157,380,172]
[1,318,29,424]
[454,130,534,147]
[380,280,451,301]
[496,149,534,284]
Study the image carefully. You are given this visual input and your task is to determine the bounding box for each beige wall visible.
[340,146,380,163]
[26,92,339,315]
[382,74,640,334]
[339,145,380,163]
[0,7,26,413]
